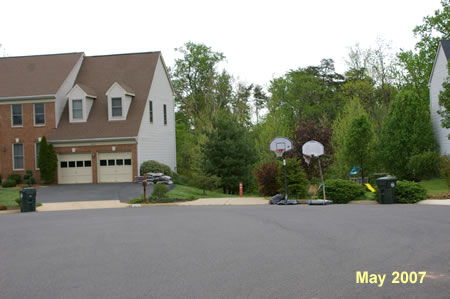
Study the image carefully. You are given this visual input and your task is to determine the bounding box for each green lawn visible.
[129,185,237,204]
[0,188,20,207]
[418,179,448,195]
[168,184,237,200]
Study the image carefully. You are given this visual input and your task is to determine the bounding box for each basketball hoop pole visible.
[282,152,288,202]
[318,158,326,201]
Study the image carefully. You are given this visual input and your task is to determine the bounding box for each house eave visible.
[0,94,56,101]
[48,136,138,144]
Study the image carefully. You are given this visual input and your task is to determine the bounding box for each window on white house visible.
[13,143,24,170]
[35,143,40,169]
[163,104,167,125]
[112,97,122,117]
[149,101,153,123]
[34,103,45,125]
[72,100,83,119]
[12,104,22,127]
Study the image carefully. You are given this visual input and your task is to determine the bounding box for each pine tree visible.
[38,136,57,183]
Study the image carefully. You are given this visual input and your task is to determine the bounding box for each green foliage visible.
[188,171,221,195]
[291,120,333,180]
[379,89,435,179]
[278,158,309,199]
[202,115,257,194]
[23,170,36,186]
[320,179,366,203]
[440,156,450,192]
[343,114,373,181]
[330,98,378,179]
[7,173,22,184]
[150,184,169,201]
[267,60,344,129]
[395,181,427,203]
[140,160,172,176]
[397,0,449,96]
[407,152,441,181]
[2,179,17,188]
[253,161,280,196]
[38,136,57,184]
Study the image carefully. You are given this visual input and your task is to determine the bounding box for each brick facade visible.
[54,144,138,183]
[0,101,56,182]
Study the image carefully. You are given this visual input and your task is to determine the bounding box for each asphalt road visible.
[1,205,449,298]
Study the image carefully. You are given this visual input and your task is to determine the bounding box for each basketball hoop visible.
[270,137,292,158]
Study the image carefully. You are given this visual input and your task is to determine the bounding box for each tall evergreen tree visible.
[38,136,57,183]
[202,115,257,194]
[379,89,435,179]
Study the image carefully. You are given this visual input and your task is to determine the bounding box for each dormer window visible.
[66,84,96,123]
[106,82,134,121]
[72,100,83,119]
[111,97,123,117]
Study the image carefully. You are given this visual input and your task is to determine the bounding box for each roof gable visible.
[0,53,84,98]
[50,52,161,141]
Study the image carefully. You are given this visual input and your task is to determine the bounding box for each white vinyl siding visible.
[11,104,22,127]
[430,44,450,155]
[137,56,176,171]
[13,143,24,170]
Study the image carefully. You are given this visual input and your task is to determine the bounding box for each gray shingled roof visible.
[49,52,161,141]
[441,40,450,60]
[0,53,83,98]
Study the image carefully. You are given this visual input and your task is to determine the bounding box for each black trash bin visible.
[20,188,36,212]
[376,177,397,204]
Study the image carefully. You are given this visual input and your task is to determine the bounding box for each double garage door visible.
[58,152,132,184]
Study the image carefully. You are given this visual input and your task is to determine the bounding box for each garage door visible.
[58,153,93,184]
[97,152,133,183]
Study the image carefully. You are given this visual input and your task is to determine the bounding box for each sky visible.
[0,0,443,87]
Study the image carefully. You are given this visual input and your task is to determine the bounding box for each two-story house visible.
[0,51,176,184]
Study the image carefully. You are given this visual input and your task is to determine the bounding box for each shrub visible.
[0,175,2,184]
[23,170,36,186]
[150,184,169,201]
[0,205,6,210]
[395,181,427,203]
[39,136,57,184]
[407,152,440,181]
[278,158,309,199]
[7,173,22,184]
[2,179,17,188]
[320,179,365,204]
[140,160,172,176]
[440,155,450,192]
[188,172,221,195]
[253,162,280,196]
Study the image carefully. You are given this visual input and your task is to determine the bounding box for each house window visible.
[13,143,24,170]
[72,99,83,119]
[149,101,153,123]
[163,104,167,125]
[112,97,122,117]
[35,143,40,169]
[34,103,45,125]
[12,104,22,127]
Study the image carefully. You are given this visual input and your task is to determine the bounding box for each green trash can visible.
[20,188,36,212]
[376,177,397,204]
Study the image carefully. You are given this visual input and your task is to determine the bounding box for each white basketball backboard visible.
[270,137,293,157]
[302,140,324,157]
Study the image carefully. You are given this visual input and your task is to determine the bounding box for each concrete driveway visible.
[36,183,147,203]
